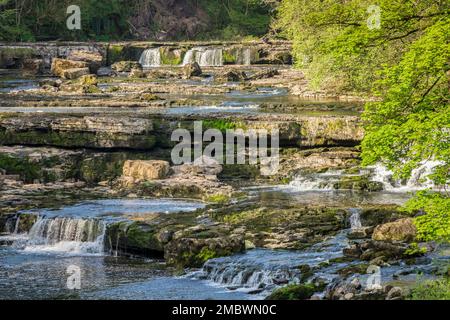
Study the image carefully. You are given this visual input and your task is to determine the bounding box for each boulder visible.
[78,74,98,86]
[183,62,202,78]
[51,58,89,77]
[61,67,90,80]
[246,68,279,81]
[129,67,145,78]
[97,67,116,77]
[38,78,62,88]
[172,156,223,177]
[21,58,44,75]
[216,70,247,82]
[67,50,103,73]
[123,160,171,181]
[164,234,245,267]
[372,218,417,242]
[111,61,141,72]
[348,227,374,239]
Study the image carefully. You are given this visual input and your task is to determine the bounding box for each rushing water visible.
[182,47,223,67]
[139,48,162,67]
[369,161,444,192]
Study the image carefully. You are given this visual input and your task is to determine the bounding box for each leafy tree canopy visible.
[276,0,449,242]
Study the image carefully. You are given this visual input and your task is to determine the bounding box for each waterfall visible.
[242,48,251,65]
[3,216,20,234]
[139,48,161,67]
[285,170,344,191]
[236,48,252,65]
[191,258,301,291]
[369,160,444,192]
[24,217,106,254]
[182,47,223,67]
[349,208,362,229]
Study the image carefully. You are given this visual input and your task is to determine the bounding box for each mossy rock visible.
[333,175,384,192]
[266,284,316,300]
[160,47,186,65]
[0,47,36,68]
[336,263,369,277]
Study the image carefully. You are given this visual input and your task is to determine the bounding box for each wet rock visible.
[348,227,374,239]
[21,59,44,75]
[122,160,171,181]
[216,70,247,82]
[372,218,417,242]
[0,115,156,150]
[172,157,222,177]
[38,78,62,88]
[61,67,90,80]
[343,244,363,258]
[183,62,202,78]
[333,175,383,192]
[97,66,116,77]
[266,284,316,300]
[164,234,245,268]
[111,60,141,72]
[246,68,279,80]
[67,50,103,73]
[129,67,145,78]
[386,287,403,300]
[78,74,98,86]
[51,58,89,77]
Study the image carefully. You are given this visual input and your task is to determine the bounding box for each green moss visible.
[333,175,383,192]
[223,50,237,64]
[107,45,125,65]
[160,47,185,65]
[266,284,316,300]
[0,47,36,67]
[205,194,230,204]
[0,153,41,182]
[203,119,246,132]
[336,263,369,276]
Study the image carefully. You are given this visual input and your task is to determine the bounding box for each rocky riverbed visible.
[0,41,448,300]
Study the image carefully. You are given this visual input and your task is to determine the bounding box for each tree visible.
[276,0,449,242]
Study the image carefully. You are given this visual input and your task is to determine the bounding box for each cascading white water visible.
[24,217,106,254]
[349,208,362,229]
[192,259,301,290]
[369,160,444,192]
[285,170,344,191]
[236,48,252,65]
[182,47,223,67]
[242,48,251,65]
[139,48,161,67]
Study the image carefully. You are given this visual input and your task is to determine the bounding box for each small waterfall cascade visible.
[286,170,345,191]
[4,216,20,234]
[188,232,350,293]
[139,48,161,67]
[236,48,252,65]
[189,256,301,291]
[24,217,106,254]
[349,208,362,229]
[182,47,223,67]
[369,161,444,191]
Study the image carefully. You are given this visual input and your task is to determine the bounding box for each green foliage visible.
[205,194,230,204]
[276,0,449,93]
[198,0,272,40]
[0,0,272,41]
[408,278,450,300]
[403,191,450,242]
